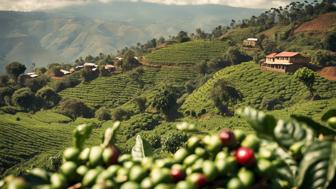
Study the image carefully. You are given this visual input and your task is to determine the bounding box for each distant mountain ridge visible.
[0,2,264,72]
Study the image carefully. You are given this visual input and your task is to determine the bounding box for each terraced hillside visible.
[0,110,124,177]
[144,40,229,65]
[0,112,74,176]
[60,66,198,108]
[182,62,336,114]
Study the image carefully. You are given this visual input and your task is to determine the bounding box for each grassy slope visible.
[182,62,336,114]
[144,40,229,65]
[0,111,123,177]
[0,112,74,176]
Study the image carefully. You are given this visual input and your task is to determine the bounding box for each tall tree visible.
[5,62,26,81]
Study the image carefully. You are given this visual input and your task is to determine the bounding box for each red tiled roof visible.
[266,52,301,58]
[266,53,277,58]
[275,52,300,57]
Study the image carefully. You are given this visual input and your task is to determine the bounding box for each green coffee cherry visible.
[82,168,103,187]
[63,147,80,162]
[150,168,172,185]
[79,147,90,163]
[120,181,141,189]
[76,165,89,177]
[174,148,189,163]
[60,161,77,179]
[202,160,218,181]
[7,178,29,189]
[238,168,255,187]
[50,173,67,189]
[89,146,103,167]
[176,181,196,189]
[241,134,260,151]
[129,165,147,182]
[227,177,244,189]
[141,177,154,189]
[327,117,336,129]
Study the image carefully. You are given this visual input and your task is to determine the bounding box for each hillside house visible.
[84,63,98,71]
[60,69,71,75]
[261,52,309,73]
[104,65,116,73]
[24,72,39,78]
[75,65,84,70]
[243,38,258,47]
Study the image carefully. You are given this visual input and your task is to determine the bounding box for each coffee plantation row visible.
[1,107,336,189]
[60,66,197,109]
[144,40,230,66]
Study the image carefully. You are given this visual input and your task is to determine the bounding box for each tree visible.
[81,67,99,82]
[35,67,47,75]
[112,108,129,121]
[12,87,35,111]
[162,132,188,153]
[294,68,316,98]
[134,97,147,112]
[122,50,139,71]
[261,39,279,54]
[310,50,336,66]
[48,63,63,77]
[0,75,9,87]
[0,87,14,106]
[152,85,178,119]
[21,75,49,92]
[36,87,60,108]
[58,99,93,119]
[5,62,26,81]
[323,32,336,51]
[223,47,251,65]
[195,28,206,39]
[196,61,208,75]
[211,79,242,116]
[176,31,190,43]
[95,107,111,121]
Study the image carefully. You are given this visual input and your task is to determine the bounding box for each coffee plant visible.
[1,107,336,189]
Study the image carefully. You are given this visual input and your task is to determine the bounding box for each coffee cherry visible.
[235,147,256,166]
[219,130,236,146]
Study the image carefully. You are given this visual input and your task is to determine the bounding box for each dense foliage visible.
[2,107,336,189]
[57,99,93,119]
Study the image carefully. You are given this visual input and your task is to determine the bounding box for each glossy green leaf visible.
[298,141,336,189]
[291,114,336,136]
[321,109,336,122]
[237,107,276,140]
[275,147,298,177]
[73,124,93,149]
[132,135,146,161]
[274,119,315,149]
[102,121,121,147]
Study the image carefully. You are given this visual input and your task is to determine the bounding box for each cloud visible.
[140,0,294,8]
[0,0,301,11]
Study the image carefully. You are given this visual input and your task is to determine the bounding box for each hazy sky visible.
[0,0,310,11]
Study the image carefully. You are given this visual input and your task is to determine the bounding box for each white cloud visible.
[0,0,302,11]
[141,0,293,8]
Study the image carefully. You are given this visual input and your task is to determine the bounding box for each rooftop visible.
[266,52,300,58]
[247,38,258,41]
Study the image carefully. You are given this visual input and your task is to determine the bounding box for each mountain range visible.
[0,1,264,72]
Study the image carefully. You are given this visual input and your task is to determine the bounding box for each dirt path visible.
[138,57,193,69]
[319,66,336,81]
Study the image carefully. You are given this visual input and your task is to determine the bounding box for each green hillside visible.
[60,66,197,108]
[144,40,230,65]
[182,62,336,114]
[0,110,125,177]
[0,112,73,176]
